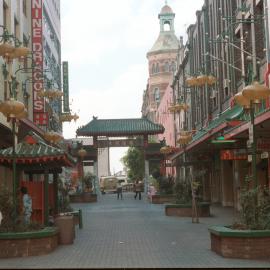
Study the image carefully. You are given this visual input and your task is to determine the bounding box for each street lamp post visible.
[234,82,270,190]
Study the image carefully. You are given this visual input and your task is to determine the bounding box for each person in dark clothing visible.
[116,180,123,200]
[134,180,143,200]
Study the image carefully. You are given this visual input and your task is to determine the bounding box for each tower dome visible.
[160,5,173,14]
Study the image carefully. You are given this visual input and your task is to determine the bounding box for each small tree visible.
[121,147,144,181]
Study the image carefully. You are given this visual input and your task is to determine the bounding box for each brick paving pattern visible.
[1,192,270,268]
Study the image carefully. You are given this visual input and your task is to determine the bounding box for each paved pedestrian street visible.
[1,193,270,269]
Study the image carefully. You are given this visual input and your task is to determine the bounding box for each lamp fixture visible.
[160,145,173,154]
[242,81,270,102]
[43,131,63,144]
[168,103,189,113]
[78,147,87,158]
[59,112,79,122]
[0,98,26,119]
[234,91,250,109]
[37,89,63,99]
[185,74,217,87]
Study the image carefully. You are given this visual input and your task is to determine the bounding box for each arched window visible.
[152,64,155,74]
[170,61,176,72]
[164,62,169,72]
[156,63,160,73]
[154,87,160,103]
[164,21,171,31]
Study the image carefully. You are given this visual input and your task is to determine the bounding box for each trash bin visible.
[55,215,75,244]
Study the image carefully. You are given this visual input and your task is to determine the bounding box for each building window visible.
[4,81,8,100]
[152,64,155,74]
[164,62,169,72]
[23,0,27,16]
[163,21,171,31]
[3,3,8,29]
[154,88,160,103]
[14,18,19,40]
[170,62,176,72]
[23,35,29,69]
[156,63,159,73]
[224,87,229,97]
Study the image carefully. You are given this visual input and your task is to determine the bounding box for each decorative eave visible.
[0,133,76,167]
[76,117,165,137]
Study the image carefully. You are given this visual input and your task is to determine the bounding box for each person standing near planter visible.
[21,187,32,225]
[116,180,123,200]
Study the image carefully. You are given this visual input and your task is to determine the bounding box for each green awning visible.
[192,105,243,142]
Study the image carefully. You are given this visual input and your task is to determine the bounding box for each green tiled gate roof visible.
[76,117,165,136]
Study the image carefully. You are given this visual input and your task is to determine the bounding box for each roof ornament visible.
[165,0,168,5]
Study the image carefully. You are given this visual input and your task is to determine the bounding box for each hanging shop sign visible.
[62,61,69,112]
[220,149,248,160]
[32,0,47,125]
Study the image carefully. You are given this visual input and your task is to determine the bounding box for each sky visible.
[61,0,204,173]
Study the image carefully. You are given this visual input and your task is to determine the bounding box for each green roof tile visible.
[76,117,164,136]
[0,133,76,165]
[192,105,243,142]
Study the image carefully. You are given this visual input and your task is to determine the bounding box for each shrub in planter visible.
[232,184,270,230]
[209,181,270,259]
[0,185,43,233]
[82,173,95,192]
[174,180,192,204]
[152,171,174,195]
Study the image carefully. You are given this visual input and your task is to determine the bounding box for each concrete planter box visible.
[69,193,97,203]
[0,227,59,258]
[165,202,210,217]
[209,225,270,259]
[149,194,175,204]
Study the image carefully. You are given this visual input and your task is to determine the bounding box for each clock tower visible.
[143,3,179,123]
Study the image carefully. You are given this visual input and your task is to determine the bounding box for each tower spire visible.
[165,0,168,5]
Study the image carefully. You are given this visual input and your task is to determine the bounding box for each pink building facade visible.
[157,84,176,176]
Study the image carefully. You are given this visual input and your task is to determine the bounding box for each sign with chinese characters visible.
[32,0,46,125]
[220,149,248,160]
[33,112,48,126]
[97,139,144,148]
[62,61,69,112]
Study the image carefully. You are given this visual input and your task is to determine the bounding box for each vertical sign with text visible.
[62,61,69,112]
[32,0,47,126]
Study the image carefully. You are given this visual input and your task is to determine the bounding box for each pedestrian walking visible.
[21,186,32,225]
[116,180,123,200]
[134,180,143,200]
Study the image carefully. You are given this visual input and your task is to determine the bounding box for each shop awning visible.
[170,105,244,161]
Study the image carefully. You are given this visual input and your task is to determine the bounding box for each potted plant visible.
[0,185,58,258]
[149,171,176,204]
[209,179,270,259]
[165,178,210,219]
[69,173,97,203]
